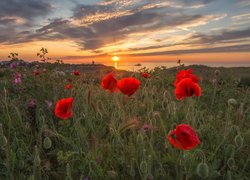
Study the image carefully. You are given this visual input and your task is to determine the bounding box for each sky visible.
[0,0,250,65]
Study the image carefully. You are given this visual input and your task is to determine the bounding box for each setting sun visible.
[112,56,120,62]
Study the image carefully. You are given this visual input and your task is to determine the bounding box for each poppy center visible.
[185,88,194,96]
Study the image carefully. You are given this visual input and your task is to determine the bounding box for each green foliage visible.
[0,64,249,179]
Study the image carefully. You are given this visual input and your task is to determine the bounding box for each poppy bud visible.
[227,158,235,169]
[27,175,35,180]
[227,171,232,180]
[227,98,237,107]
[234,134,243,148]
[11,133,19,151]
[33,145,41,179]
[19,160,25,169]
[153,111,161,120]
[130,162,136,177]
[161,100,168,110]
[140,161,148,175]
[16,148,23,159]
[196,162,209,178]
[43,137,52,149]
[0,123,3,136]
[66,163,72,180]
[225,144,235,158]
[0,124,7,147]
[107,170,118,179]
[0,135,7,147]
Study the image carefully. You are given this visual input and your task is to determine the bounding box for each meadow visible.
[0,59,249,180]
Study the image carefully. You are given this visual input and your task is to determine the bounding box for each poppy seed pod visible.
[234,134,243,148]
[227,158,235,169]
[196,162,209,178]
[43,137,52,149]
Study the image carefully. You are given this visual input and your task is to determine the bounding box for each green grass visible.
[0,64,249,179]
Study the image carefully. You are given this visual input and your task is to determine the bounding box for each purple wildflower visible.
[28,99,37,109]
[13,73,22,84]
[10,63,17,69]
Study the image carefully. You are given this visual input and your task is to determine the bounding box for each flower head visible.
[73,70,80,76]
[33,70,39,76]
[28,99,37,109]
[10,63,17,69]
[13,73,22,84]
[174,69,199,86]
[117,77,140,96]
[168,124,200,150]
[175,78,201,100]
[65,84,72,90]
[101,72,118,93]
[141,72,151,78]
[55,97,73,120]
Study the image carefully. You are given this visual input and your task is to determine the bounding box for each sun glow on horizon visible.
[112,56,120,62]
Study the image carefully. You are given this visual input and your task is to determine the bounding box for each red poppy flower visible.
[101,72,118,92]
[33,70,39,76]
[65,84,72,90]
[175,78,201,100]
[73,70,80,76]
[117,77,140,96]
[174,69,199,86]
[168,124,200,150]
[54,97,73,120]
[141,72,151,78]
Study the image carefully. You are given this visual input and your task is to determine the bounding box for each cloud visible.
[128,44,250,56]
[0,0,53,20]
[1,0,247,57]
[184,27,250,45]
[1,1,222,50]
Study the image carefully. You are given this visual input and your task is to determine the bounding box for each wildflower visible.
[168,124,200,150]
[65,84,72,90]
[141,72,151,78]
[174,69,199,86]
[10,63,17,69]
[101,72,118,92]
[117,77,140,96]
[175,78,201,100]
[45,100,53,110]
[33,70,39,76]
[13,73,22,84]
[143,124,154,132]
[73,70,79,76]
[28,99,37,109]
[55,97,73,120]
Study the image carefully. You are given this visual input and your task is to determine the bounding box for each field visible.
[0,62,249,179]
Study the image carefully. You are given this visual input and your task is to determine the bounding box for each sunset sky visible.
[0,0,250,65]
